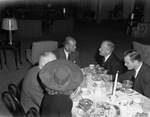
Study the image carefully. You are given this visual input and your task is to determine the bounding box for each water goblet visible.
[142,98,150,115]
[122,80,133,89]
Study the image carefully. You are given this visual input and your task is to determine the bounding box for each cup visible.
[133,98,141,106]
[81,88,89,95]
[77,108,85,116]
[142,98,150,114]
[95,81,102,86]
[89,64,95,70]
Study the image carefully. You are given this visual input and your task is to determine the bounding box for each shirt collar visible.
[135,62,143,78]
[104,53,111,62]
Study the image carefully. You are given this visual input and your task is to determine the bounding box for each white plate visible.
[81,91,91,96]
[116,96,131,106]
[130,101,142,109]
[123,89,134,94]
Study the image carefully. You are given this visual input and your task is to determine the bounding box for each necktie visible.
[101,57,105,67]
[68,53,71,60]
[131,70,135,88]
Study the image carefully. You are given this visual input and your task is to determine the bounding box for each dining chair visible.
[8,83,21,101]
[2,91,26,117]
[26,107,40,117]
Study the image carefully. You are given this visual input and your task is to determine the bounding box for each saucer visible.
[116,97,131,106]
[92,76,102,81]
[129,101,142,109]
[77,109,85,116]
[82,91,91,96]
[122,88,134,94]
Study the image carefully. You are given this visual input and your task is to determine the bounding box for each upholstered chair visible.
[26,41,58,65]
[133,41,150,66]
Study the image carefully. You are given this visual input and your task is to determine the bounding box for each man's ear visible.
[107,49,111,54]
[133,60,139,64]
[65,45,69,50]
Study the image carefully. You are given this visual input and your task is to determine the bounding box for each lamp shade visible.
[2,18,18,31]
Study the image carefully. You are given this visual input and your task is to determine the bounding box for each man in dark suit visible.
[118,50,150,98]
[54,36,80,67]
[98,40,123,78]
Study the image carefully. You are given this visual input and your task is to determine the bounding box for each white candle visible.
[131,13,134,20]
[63,8,66,14]
[112,71,119,102]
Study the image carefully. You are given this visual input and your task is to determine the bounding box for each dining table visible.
[70,65,150,117]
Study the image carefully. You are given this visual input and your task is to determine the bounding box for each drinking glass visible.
[122,80,133,89]
[142,98,150,115]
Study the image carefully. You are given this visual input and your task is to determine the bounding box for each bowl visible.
[78,98,93,111]
[122,80,133,89]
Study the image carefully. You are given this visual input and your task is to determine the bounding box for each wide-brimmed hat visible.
[39,60,83,92]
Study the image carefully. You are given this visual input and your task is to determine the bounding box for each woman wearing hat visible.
[39,60,83,117]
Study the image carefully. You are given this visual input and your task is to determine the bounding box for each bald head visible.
[64,36,77,52]
[38,52,57,69]
[99,40,115,57]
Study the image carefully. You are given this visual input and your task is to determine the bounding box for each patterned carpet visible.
[0,20,133,116]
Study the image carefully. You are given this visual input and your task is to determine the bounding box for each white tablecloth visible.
[71,67,150,117]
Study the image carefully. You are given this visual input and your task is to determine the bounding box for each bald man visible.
[98,40,123,80]
[54,36,80,67]
[21,52,57,112]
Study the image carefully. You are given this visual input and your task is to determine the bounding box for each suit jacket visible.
[99,53,123,76]
[53,47,81,67]
[21,66,43,112]
[119,63,150,98]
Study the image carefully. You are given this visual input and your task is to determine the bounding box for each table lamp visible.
[2,18,18,45]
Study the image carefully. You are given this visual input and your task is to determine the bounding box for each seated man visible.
[98,40,123,79]
[118,50,150,98]
[53,36,80,67]
[21,52,57,112]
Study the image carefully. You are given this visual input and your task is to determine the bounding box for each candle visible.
[63,8,66,14]
[112,71,119,102]
[131,13,134,20]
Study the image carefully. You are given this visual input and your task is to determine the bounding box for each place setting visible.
[131,98,150,117]
[72,66,150,117]
[116,80,139,96]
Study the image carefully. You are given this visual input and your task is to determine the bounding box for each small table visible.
[0,40,22,70]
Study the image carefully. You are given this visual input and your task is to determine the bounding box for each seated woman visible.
[38,60,83,117]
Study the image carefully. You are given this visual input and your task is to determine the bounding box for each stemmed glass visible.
[122,80,133,90]
[142,98,150,116]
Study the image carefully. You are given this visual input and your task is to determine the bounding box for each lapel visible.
[62,48,67,59]
[133,64,144,93]
[134,63,144,80]
[103,54,112,66]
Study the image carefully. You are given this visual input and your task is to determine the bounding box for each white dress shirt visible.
[104,54,111,62]
[135,62,143,78]
[64,49,70,60]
